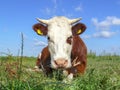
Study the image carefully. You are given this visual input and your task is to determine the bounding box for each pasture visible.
[0,53,120,90]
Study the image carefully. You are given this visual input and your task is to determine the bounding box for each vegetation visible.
[0,53,120,90]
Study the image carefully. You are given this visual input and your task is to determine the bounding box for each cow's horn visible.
[69,17,82,24]
[36,18,49,24]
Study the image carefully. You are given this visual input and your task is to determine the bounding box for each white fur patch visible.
[63,70,69,76]
[67,73,73,80]
[47,17,73,69]
[38,53,41,59]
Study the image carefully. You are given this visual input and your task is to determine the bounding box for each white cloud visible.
[92,16,120,31]
[89,16,120,39]
[52,0,57,10]
[112,17,120,25]
[41,7,55,16]
[34,38,47,46]
[63,4,83,18]
[83,31,116,39]
[82,35,91,39]
[40,0,58,16]
[46,8,51,14]
[75,6,82,12]
[40,1,83,17]
[93,31,116,38]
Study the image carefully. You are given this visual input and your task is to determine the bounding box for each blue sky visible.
[0,0,120,56]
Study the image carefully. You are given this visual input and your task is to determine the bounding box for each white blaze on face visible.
[47,17,73,69]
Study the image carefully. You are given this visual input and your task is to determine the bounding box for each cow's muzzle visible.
[54,58,68,69]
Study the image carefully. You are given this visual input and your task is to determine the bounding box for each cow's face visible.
[33,16,86,69]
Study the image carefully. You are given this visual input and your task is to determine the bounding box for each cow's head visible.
[33,16,86,69]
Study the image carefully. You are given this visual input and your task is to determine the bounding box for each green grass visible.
[0,55,120,90]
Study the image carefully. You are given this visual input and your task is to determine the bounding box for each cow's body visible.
[33,16,87,80]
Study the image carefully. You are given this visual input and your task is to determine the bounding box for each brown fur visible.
[36,46,52,75]
[67,36,87,75]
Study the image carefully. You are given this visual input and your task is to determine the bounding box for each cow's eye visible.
[67,36,73,45]
[47,36,50,41]
[47,36,54,43]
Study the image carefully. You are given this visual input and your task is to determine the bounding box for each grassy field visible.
[0,54,120,90]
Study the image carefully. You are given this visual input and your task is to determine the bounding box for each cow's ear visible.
[72,23,86,35]
[32,23,48,36]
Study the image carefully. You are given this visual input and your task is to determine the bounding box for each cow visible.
[33,16,87,81]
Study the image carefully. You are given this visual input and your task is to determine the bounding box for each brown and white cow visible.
[33,16,87,81]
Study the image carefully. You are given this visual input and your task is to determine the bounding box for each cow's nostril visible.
[54,60,58,66]
[64,60,68,65]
